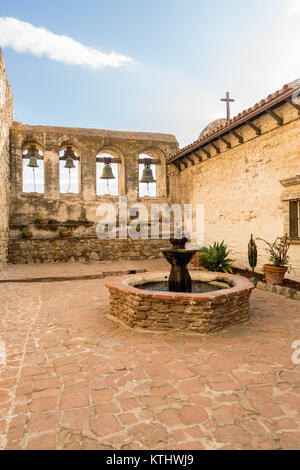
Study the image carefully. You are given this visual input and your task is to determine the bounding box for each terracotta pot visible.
[264,265,288,285]
[22,232,33,239]
[39,218,49,226]
[193,250,204,267]
[59,232,72,238]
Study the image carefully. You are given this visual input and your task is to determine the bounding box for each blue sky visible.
[0,0,299,148]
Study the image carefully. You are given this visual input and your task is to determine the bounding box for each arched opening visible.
[59,146,80,194]
[139,154,157,197]
[96,152,120,196]
[22,144,44,194]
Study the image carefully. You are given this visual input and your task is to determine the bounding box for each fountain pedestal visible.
[160,238,197,293]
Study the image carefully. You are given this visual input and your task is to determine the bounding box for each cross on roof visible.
[221,92,235,120]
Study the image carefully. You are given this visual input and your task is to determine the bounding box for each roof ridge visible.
[169,79,300,162]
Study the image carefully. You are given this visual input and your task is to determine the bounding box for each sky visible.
[1,0,300,151]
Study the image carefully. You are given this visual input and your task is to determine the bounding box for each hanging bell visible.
[140,165,156,184]
[101,163,115,180]
[64,157,75,169]
[26,145,39,168]
[27,156,39,168]
[27,145,38,158]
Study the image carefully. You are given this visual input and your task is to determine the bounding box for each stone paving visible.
[0,259,169,282]
[0,261,300,450]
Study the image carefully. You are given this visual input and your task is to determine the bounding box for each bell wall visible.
[10,123,178,226]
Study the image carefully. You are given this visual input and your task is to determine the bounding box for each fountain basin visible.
[105,271,255,334]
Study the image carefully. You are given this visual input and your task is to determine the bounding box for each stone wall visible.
[10,123,178,225]
[169,102,300,281]
[8,237,170,264]
[0,49,13,269]
[106,271,254,334]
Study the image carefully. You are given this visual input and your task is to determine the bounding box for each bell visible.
[101,163,115,180]
[27,145,39,159]
[27,156,39,168]
[64,157,75,169]
[140,165,156,184]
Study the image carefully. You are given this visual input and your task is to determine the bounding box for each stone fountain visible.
[160,238,197,293]
[105,237,255,335]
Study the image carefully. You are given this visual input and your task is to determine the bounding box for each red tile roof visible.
[168,79,300,163]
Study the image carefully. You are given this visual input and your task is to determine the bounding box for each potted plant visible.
[20,227,33,239]
[78,216,88,225]
[248,234,258,284]
[258,234,290,285]
[57,226,72,238]
[201,241,234,273]
[34,212,49,226]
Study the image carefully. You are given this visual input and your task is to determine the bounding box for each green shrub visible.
[57,226,70,233]
[34,212,43,224]
[201,241,233,273]
[19,227,31,234]
[258,234,290,267]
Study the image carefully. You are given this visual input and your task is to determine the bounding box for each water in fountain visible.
[135,238,230,294]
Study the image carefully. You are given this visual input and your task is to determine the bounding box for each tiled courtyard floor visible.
[0,261,300,450]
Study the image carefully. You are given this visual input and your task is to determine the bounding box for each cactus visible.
[248,234,258,281]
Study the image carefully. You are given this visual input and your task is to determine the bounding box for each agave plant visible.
[201,241,233,273]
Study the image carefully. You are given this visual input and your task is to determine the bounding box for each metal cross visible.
[221,92,235,121]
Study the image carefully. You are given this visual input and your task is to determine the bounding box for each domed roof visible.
[199,119,228,139]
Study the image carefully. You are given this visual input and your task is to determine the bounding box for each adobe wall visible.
[170,102,300,281]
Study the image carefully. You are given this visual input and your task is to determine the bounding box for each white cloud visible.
[285,0,300,16]
[0,17,133,69]
[145,1,300,148]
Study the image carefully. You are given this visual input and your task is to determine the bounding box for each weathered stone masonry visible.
[0,50,13,268]
[8,238,170,264]
[106,272,254,334]
[1,47,300,275]
[10,123,178,225]
[6,118,178,265]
